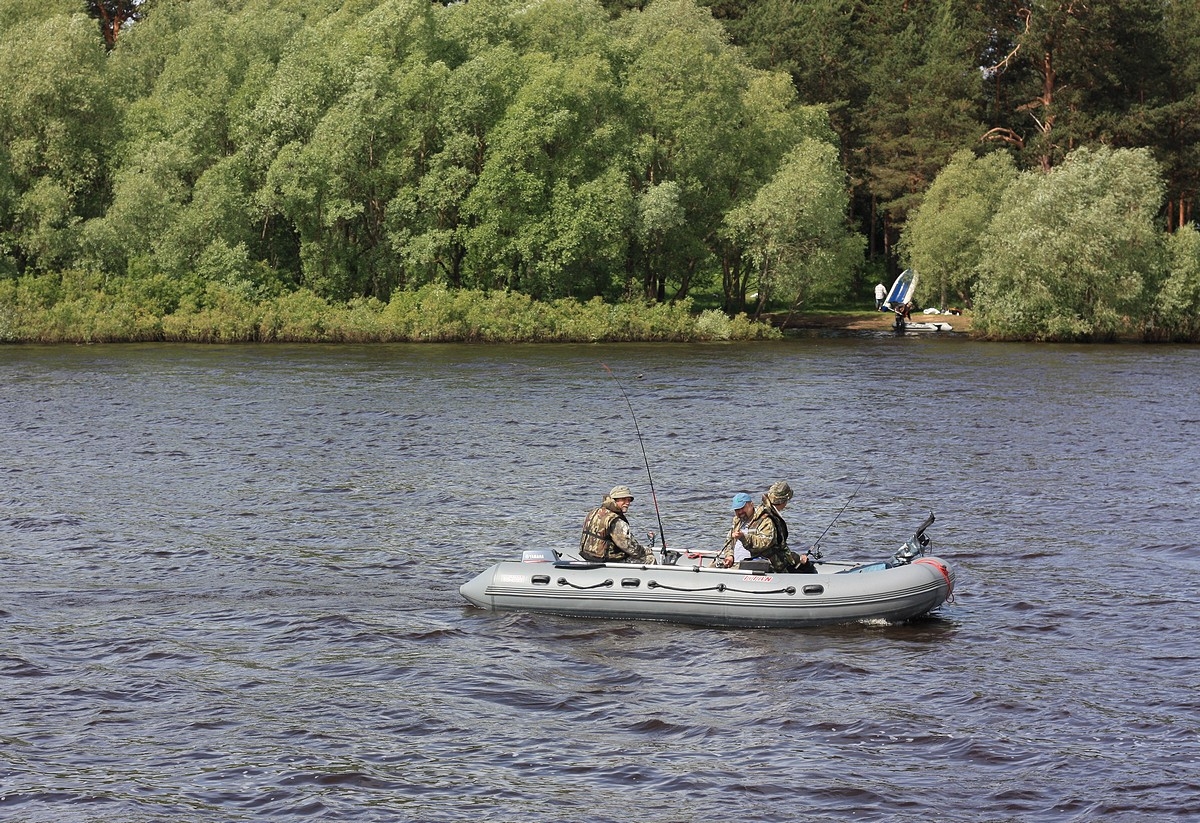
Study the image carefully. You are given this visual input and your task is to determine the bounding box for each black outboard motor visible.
[892,511,935,566]
[838,511,936,575]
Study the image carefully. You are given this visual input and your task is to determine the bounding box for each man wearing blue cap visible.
[713,492,756,568]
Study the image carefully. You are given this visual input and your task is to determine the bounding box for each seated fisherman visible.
[734,481,817,574]
[714,492,755,568]
[579,485,657,565]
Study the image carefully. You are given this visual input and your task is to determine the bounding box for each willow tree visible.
[1147,225,1200,342]
[0,6,117,276]
[83,0,310,292]
[974,146,1165,341]
[726,137,862,323]
[900,149,1018,309]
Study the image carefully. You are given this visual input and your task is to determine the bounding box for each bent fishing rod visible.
[809,475,866,559]
[601,363,670,558]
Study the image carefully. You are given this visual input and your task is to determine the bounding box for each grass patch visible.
[0,276,781,344]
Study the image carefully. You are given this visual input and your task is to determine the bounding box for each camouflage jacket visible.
[580,499,654,564]
[742,502,792,571]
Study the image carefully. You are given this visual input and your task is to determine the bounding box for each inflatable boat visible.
[460,513,954,628]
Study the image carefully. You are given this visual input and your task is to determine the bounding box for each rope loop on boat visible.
[647,580,796,596]
[557,577,614,590]
[914,557,955,602]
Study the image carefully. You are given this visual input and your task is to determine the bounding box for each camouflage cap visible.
[609,485,634,500]
[766,481,793,504]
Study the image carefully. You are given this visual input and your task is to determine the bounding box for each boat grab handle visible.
[556,577,614,590]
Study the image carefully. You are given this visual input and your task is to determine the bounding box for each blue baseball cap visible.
[731,492,753,510]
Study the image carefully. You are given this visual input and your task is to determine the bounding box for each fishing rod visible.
[809,475,867,559]
[601,363,670,559]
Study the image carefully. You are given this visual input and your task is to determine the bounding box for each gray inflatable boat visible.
[460,513,954,628]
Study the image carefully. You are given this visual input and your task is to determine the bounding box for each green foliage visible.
[1147,225,1200,342]
[901,150,1018,308]
[725,138,862,315]
[974,147,1166,341]
[0,274,779,342]
[0,7,118,273]
[3,0,1198,344]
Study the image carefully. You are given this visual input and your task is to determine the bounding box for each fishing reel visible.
[891,511,935,566]
[648,531,683,566]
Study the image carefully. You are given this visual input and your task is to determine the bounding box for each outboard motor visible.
[891,511,935,566]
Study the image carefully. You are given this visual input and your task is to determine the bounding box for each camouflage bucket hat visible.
[766,481,793,505]
[609,485,634,500]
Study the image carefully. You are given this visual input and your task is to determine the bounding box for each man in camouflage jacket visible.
[736,481,817,574]
[579,485,656,564]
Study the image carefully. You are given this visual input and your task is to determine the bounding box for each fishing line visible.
[810,475,866,557]
[601,363,668,554]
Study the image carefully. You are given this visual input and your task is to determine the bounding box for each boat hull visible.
[459,556,954,628]
[897,320,953,332]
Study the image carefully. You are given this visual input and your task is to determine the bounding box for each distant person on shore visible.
[713,492,755,568]
[734,481,817,574]
[579,485,656,564]
[875,282,887,311]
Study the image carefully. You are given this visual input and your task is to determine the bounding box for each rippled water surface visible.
[2,338,1198,822]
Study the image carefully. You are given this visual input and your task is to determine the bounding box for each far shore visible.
[769,309,973,334]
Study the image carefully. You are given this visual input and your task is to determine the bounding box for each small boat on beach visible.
[884,268,954,332]
[460,513,954,628]
[895,318,954,333]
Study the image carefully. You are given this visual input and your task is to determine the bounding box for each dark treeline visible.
[701,0,1200,252]
[2,0,1199,343]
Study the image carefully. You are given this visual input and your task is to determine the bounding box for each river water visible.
[2,336,1197,822]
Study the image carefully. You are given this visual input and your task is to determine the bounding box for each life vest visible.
[580,503,625,560]
[748,504,788,553]
[747,503,796,571]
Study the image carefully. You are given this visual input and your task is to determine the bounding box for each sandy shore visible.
[775,309,973,334]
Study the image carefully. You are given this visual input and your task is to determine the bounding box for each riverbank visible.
[771,309,973,334]
[0,282,781,344]
[1,270,986,343]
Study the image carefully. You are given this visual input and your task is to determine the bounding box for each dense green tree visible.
[393,42,527,294]
[0,6,118,276]
[1148,225,1200,342]
[974,146,1165,341]
[726,137,862,321]
[900,149,1018,309]
[82,0,307,286]
[617,0,754,301]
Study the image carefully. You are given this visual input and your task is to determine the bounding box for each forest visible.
[2,0,1199,342]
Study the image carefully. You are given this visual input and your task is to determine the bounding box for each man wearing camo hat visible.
[579,485,657,565]
[734,481,817,574]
